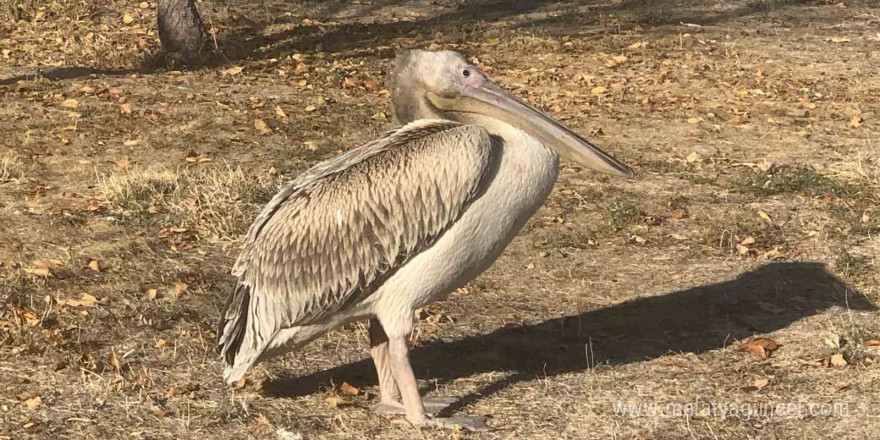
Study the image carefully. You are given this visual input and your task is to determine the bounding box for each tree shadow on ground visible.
[262,262,875,411]
[214,0,814,63]
[0,0,816,84]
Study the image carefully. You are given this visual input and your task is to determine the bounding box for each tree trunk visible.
[157,0,208,63]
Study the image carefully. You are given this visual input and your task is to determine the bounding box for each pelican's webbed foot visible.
[371,397,458,416]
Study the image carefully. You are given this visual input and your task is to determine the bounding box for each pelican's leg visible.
[386,329,490,432]
[369,318,402,414]
[369,319,470,417]
[387,332,427,424]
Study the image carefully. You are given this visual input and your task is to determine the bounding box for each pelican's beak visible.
[428,79,634,178]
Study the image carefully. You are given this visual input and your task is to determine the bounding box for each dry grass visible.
[1,0,879,439]
[100,166,279,239]
[0,155,15,184]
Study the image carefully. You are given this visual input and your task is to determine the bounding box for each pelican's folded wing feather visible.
[218,120,493,375]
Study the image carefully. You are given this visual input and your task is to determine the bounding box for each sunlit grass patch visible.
[606,201,646,232]
[100,166,280,240]
[735,166,855,198]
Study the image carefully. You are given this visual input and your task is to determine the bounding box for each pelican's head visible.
[391,49,633,178]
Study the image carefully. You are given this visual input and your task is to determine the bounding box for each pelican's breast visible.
[371,120,559,332]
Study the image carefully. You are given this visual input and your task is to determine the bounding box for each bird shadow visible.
[262,262,875,411]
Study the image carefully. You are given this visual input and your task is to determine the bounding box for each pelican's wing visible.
[218,119,493,377]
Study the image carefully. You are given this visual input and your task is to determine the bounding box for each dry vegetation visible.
[100,166,279,239]
[1,0,879,439]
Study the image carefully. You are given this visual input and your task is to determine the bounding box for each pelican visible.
[218,49,633,431]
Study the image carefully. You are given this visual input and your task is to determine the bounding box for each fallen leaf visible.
[61,98,79,108]
[123,13,134,24]
[144,289,158,300]
[88,260,100,272]
[119,103,132,115]
[108,348,121,372]
[865,340,880,347]
[753,378,769,390]
[324,396,353,407]
[338,382,359,395]
[155,339,167,349]
[687,117,702,124]
[626,41,646,50]
[123,139,141,147]
[254,119,272,134]
[139,2,149,8]
[757,210,772,222]
[739,337,782,359]
[304,105,317,112]
[604,54,627,67]
[65,293,98,307]
[273,106,288,120]
[185,151,212,163]
[590,86,606,95]
[828,353,847,367]
[686,152,701,163]
[349,78,373,92]
[742,377,769,392]
[224,66,244,75]
[740,236,755,246]
[827,36,851,43]
[24,267,51,277]
[24,396,42,410]
[13,308,39,326]
[167,384,199,397]
[231,378,246,389]
[848,114,861,128]
[759,247,782,260]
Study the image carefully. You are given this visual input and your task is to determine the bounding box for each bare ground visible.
[1,0,879,439]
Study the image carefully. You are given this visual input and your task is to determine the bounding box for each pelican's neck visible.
[391,85,448,124]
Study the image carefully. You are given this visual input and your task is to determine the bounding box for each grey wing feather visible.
[218,119,493,373]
